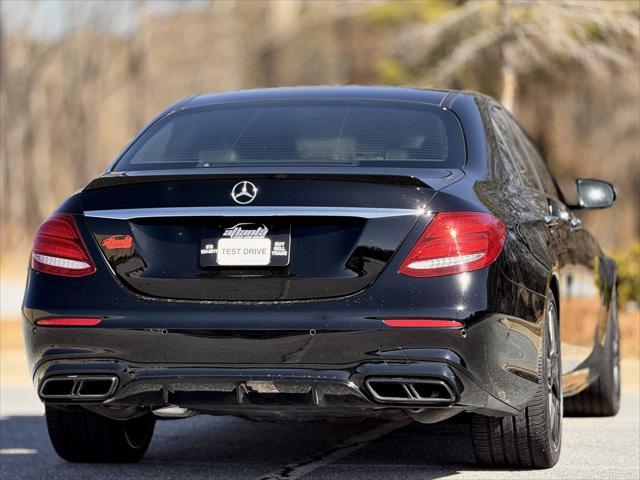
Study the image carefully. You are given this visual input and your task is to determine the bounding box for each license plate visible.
[217,238,271,266]
[200,223,290,267]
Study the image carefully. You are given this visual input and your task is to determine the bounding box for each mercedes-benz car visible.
[22,87,619,468]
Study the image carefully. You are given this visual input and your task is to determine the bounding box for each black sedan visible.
[22,87,619,468]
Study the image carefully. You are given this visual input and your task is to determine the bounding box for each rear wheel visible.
[564,288,620,416]
[471,292,562,469]
[45,406,155,462]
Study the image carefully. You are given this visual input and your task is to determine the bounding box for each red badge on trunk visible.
[102,235,133,250]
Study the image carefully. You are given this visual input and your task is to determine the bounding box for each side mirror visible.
[576,179,616,209]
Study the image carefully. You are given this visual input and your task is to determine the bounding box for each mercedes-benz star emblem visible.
[231,181,258,205]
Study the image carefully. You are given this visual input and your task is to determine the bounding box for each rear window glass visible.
[114,100,465,170]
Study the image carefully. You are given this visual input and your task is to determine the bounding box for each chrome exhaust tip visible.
[39,375,118,400]
[364,377,456,405]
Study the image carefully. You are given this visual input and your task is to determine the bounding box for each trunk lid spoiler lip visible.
[83,167,464,191]
[84,206,427,221]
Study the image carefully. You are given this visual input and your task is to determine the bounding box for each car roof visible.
[182,86,459,109]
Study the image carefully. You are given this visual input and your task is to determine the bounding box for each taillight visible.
[399,212,505,278]
[31,214,96,277]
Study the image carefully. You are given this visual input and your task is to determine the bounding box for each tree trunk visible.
[499,0,517,112]
[263,0,301,86]
[501,62,517,112]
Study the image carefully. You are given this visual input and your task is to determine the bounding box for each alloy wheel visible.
[546,301,562,453]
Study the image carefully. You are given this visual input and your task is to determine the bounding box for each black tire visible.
[564,288,620,417]
[46,406,155,462]
[471,292,562,469]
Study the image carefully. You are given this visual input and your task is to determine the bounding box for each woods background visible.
[0,0,639,276]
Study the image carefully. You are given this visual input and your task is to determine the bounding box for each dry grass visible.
[559,298,640,358]
[0,319,25,351]
[620,308,640,357]
[0,319,29,389]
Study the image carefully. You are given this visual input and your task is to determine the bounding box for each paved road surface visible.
[1,389,638,480]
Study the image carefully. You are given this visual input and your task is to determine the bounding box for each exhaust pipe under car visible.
[152,405,195,418]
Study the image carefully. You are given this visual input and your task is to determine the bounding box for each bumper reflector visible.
[35,317,102,327]
[383,319,463,328]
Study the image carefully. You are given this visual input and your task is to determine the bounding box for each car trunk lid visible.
[80,171,456,301]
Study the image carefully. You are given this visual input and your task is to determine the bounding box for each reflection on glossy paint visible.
[563,367,591,397]
[457,272,471,293]
[560,265,603,373]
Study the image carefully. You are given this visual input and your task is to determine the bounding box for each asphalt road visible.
[1,391,638,480]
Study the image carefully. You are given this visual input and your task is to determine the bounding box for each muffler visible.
[153,405,194,418]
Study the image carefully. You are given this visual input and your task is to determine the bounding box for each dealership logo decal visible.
[231,181,258,205]
[222,223,268,239]
[200,224,269,255]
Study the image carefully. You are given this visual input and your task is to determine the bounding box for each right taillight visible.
[31,214,96,277]
[399,212,506,278]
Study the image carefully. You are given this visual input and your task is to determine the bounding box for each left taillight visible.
[31,214,96,277]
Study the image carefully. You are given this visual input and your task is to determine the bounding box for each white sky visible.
[1,0,211,40]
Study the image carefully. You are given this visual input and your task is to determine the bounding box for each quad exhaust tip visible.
[365,377,456,405]
[39,375,118,400]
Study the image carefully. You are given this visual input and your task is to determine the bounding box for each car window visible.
[489,106,540,190]
[487,106,516,179]
[521,135,559,196]
[114,100,466,171]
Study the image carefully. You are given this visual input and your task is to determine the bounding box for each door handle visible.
[544,214,561,226]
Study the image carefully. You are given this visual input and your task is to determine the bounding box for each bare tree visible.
[0,0,638,260]
[394,0,640,111]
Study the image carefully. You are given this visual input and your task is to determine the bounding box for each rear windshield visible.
[114,100,465,171]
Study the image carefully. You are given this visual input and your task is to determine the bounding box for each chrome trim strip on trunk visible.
[84,206,427,220]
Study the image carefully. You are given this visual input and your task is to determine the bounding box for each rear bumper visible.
[28,312,541,418]
[23,259,547,420]
[36,363,467,415]
[35,361,522,419]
